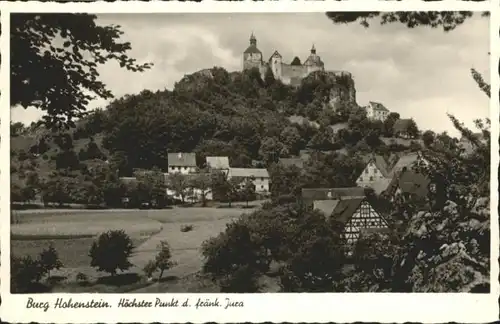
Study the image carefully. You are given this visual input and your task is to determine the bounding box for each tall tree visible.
[11,13,152,129]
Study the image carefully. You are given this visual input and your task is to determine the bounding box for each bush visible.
[76,272,89,285]
[219,265,261,293]
[180,224,194,232]
[39,244,63,278]
[201,203,347,293]
[155,241,177,280]
[11,255,46,293]
[143,260,157,279]
[89,230,134,276]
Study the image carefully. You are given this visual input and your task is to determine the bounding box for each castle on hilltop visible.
[242,33,327,86]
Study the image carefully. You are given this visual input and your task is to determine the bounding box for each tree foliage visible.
[89,230,134,276]
[326,11,484,32]
[11,13,152,128]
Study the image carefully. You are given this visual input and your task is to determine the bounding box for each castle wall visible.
[279,64,308,85]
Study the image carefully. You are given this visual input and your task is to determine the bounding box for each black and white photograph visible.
[2,5,497,323]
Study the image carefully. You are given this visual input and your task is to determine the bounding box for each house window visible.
[184,167,188,170]
[261,177,264,181]
[261,185,264,189]
[369,176,374,181]
[374,169,377,174]
[365,169,369,174]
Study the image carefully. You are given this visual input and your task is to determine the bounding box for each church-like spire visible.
[250,32,257,46]
[311,44,316,54]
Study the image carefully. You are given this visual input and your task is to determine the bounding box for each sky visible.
[11,12,490,137]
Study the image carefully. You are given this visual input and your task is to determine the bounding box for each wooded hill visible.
[11,66,460,205]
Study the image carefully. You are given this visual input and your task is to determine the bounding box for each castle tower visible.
[304,43,325,74]
[243,33,263,70]
[269,50,283,80]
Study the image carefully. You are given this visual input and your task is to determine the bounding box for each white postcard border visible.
[1,1,498,323]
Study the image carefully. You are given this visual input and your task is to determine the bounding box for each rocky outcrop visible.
[302,70,357,110]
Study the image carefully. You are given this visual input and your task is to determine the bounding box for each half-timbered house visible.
[315,197,390,247]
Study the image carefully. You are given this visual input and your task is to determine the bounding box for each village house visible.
[302,187,366,209]
[365,101,390,121]
[206,156,230,174]
[390,151,428,175]
[167,153,197,174]
[314,197,390,247]
[393,119,416,139]
[356,155,391,187]
[228,168,270,193]
[385,169,432,203]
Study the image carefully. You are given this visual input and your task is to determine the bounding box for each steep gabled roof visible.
[268,50,282,62]
[359,154,391,178]
[244,44,262,55]
[313,199,340,216]
[330,198,366,224]
[229,168,269,178]
[370,178,392,195]
[387,170,430,199]
[168,153,197,167]
[390,152,422,175]
[369,101,389,112]
[206,156,230,169]
[290,56,302,66]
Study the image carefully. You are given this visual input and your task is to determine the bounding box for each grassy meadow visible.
[11,205,260,293]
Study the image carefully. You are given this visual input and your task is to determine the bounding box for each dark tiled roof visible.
[373,155,391,177]
[290,56,302,66]
[313,199,340,216]
[387,170,430,199]
[168,153,197,167]
[331,198,365,224]
[244,45,262,55]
